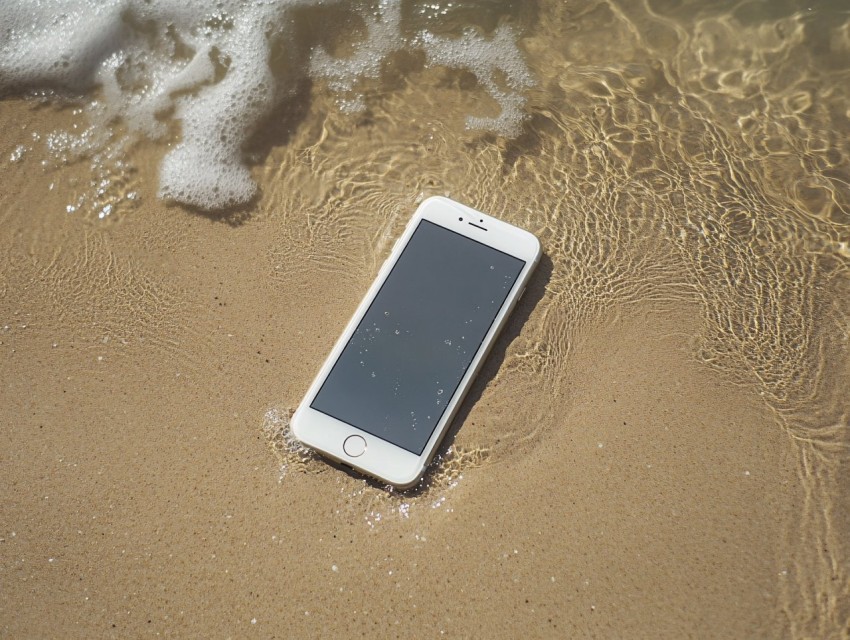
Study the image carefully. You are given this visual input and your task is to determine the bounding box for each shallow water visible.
[2,0,850,636]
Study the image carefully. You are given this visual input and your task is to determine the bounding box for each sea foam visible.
[0,0,532,210]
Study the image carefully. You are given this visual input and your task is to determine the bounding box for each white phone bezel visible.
[291,196,541,488]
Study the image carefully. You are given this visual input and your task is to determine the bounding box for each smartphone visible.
[291,196,541,488]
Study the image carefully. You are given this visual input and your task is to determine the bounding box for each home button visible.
[343,435,367,457]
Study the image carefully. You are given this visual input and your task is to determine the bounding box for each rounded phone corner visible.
[526,232,542,261]
[390,475,424,491]
[383,463,426,491]
[516,230,542,269]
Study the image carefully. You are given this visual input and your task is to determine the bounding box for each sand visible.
[2,1,850,637]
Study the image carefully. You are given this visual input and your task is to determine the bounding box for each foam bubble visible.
[309,0,405,104]
[419,26,534,137]
[0,1,127,93]
[310,1,533,135]
[0,0,533,210]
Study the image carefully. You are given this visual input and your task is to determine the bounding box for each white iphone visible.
[291,196,541,488]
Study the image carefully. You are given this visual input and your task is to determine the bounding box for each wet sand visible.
[0,98,830,638]
[3,0,850,636]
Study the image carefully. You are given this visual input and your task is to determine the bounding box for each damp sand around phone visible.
[1,1,850,637]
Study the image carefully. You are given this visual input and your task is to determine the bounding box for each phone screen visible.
[311,219,525,454]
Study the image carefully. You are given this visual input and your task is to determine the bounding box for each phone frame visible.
[291,196,541,488]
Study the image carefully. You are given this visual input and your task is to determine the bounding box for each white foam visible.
[0,0,532,210]
[310,0,405,105]
[311,1,533,135]
[419,26,534,137]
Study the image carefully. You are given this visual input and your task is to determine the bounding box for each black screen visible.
[311,219,525,454]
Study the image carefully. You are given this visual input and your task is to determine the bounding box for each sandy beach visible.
[2,1,850,637]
